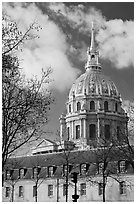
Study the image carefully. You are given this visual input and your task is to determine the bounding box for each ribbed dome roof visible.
[69,69,119,99]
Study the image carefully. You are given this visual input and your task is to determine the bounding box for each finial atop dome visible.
[85,22,101,71]
[90,21,95,51]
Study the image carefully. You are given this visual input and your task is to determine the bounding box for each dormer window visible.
[6,170,13,180]
[63,165,72,176]
[48,166,56,177]
[98,163,104,174]
[104,101,108,112]
[118,161,126,173]
[19,168,26,179]
[33,167,41,179]
[77,102,81,111]
[90,101,95,111]
[80,163,89,175]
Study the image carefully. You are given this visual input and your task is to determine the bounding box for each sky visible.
[2,1,134,143]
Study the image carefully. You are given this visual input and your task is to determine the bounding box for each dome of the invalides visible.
[69,69,119,99]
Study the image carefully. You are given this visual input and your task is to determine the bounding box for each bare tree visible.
[2,13,54,168]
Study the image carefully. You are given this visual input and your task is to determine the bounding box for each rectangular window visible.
[98,183,103,195]
[19,186,24,197]
[63,184,67,196]
[80,183,86,195]
[33,186,36,197]
[104,125,110,139]
[5,187,10,198]
[76,125,80,139]
[48,185,53,196]
[120,181,126,195]
[89,124,96,139]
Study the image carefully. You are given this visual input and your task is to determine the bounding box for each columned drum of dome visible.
[59,23,128,149]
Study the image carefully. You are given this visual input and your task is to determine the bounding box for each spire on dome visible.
[85,22,101,71]
[90,21,95,51]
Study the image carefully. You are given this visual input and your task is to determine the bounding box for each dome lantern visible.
[85,22,101,71]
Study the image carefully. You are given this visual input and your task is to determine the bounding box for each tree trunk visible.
[35,183,38,202]
[102,173,106,202]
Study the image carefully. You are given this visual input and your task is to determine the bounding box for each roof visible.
[3,147,133,180]
[69,69,120,99]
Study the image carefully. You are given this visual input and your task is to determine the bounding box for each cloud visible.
[2,2,80,92]
[48,2,134,69]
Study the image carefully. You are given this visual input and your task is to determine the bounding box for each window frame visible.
[33,167,40,179]
[67,127,70,140]
[104,124,110,140]
[119,181,126,195]
[115,102,118,112]
[63,184,67,196]
[48,166,55,177]
[77,102,81,111]
[80,163,89,175]
[19,185,24,197]
[69,104,71,113]
[33,185,37,197]
[80,183,86,196]
[98,163,104,174]
[19,168,25,179]
[48,184,53,197]
[75,125,80,139]
[89,124,96,139]
[104,101,108,112]
[118,161,126,174]
[5,186,10,198]
[98,183,103,195]
[90,101,95,111]
[6,170,11,180]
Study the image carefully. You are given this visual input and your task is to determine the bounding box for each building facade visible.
[2,24,134,202]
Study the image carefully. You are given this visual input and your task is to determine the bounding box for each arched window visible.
[104,101,108,112]
[89,124,96,139]
[69,104,71,113]
[76,125,80,139]
[90,101,95,111]
[104,125,110,139]
[67,127,70,140]
[115,102,118,112]
[77,102,81,111]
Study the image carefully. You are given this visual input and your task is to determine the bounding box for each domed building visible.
[3,24,133,203]
[60,24,128,149]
